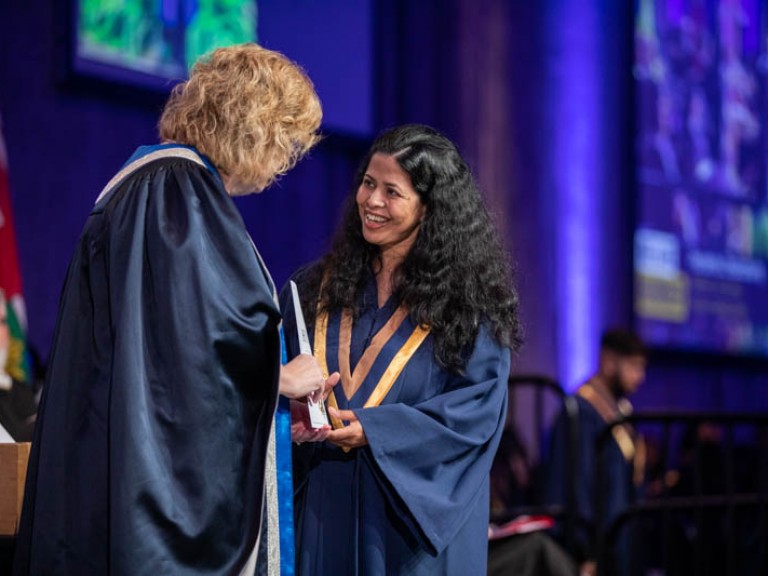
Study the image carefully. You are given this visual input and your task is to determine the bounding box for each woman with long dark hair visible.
[282,124,522,575]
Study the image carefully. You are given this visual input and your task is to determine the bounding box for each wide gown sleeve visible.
[354,326,510,555]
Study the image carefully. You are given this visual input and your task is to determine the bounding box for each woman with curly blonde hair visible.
[159,43,322,195]
[14,43,333,576]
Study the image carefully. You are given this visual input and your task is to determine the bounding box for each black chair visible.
[595,412,768,576]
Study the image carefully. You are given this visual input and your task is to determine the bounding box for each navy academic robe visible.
[544,394,642,574]
[281,267,510,575]
[14,146,281,575]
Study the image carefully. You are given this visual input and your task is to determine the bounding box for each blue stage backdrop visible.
[0,0,765,413]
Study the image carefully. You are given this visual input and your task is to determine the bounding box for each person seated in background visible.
[544,328,648,576]
[0,289,36,442]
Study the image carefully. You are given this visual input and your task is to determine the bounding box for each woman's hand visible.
[290,400,332,444]
[289,372,340,444]
[279,354,325,399]
[326,407,368,449]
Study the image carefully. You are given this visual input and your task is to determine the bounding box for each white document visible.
[290,281,330,428]
[0,421,14,443]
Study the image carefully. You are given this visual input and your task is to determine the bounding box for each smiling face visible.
[356,153,426,263]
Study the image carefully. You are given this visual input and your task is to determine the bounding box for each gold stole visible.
[314,307,430,431]
[577,382,646,486]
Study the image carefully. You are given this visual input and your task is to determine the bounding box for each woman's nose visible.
[366,188,385,207]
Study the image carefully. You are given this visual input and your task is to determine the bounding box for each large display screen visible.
[71,0,257,91]
[633,0,768,357]
[69,0,373,135]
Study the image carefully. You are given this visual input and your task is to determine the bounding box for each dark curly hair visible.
[302,124,522,372]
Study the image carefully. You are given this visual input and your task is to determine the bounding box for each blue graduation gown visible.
[281,267,510,575]
[544,391,642,573]
[14,145,281,575]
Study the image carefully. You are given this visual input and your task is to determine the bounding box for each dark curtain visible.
[374,0,561,374]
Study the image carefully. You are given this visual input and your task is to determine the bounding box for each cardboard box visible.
[0,442,31,536]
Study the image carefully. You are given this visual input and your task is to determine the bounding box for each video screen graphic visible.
[73,0,257,91]
[634,0,768,357]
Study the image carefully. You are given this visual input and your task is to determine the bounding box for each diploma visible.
[290,281,330,428]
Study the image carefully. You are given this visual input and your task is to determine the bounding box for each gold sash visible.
[314,306,430,431]
[577,383,636,461]
[577,382,646,486]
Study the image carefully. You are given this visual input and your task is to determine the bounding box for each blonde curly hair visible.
[159,43,322,195]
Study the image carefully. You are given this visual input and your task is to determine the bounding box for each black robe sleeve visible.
[14,156,281,576]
